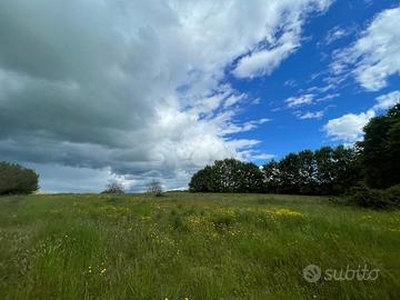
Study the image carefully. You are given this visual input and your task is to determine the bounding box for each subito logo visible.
[303,264,322,283]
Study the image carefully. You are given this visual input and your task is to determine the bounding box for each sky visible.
[1,0,400,193]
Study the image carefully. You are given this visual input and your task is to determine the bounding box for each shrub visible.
[0,162,39,195]
[146,180,163,197]
[101,182,125,195]
[384,185,400,208]
[347,185,399,210]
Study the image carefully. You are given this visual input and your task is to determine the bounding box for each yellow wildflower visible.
[268,208,304,218]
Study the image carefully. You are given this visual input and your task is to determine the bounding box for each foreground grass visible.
[0,193,399,299]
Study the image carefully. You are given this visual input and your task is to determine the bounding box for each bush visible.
[347,185,399,210]
[101,182,125,195]
[0,162,39,195]
[146,180,163,197]
[384,184,400,208]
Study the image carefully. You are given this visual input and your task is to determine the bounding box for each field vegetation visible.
[0,193,399,299]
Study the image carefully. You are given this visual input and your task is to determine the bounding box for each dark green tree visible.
[189,145,361,195]
[331,145,361,194]
[314,146,335,194]
[262,160,280,193]
[0,162,39,195]
[357,103,400,189]
[189,165,215,192]
[297,150,316,194]
[238,162,264,193]
[278,153,302,194]
[189,159,263,193]
[263,146,360,195]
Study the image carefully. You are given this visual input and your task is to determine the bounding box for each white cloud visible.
[286,94,315,107]
[297,111,324,119]
[323,110,375,142]
[306,84,336,94]
[0,0,333,191]
[231,0,332,78]
[233,41,299,78]
[285,79,297,87]
[316,93,340,102]
[332,6,400,91]
[220,118,270,135]
[239,150,275,161]
[325,27,347,44]
[321,25,354,46]
[372,90,400,111]
[323,90,399,143]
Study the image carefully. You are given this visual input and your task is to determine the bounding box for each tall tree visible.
[189,165,215,192]
[358,103,400,189]
[262,160,280,193]
[332,145,361,194]
[297,150,316,194]
[314,146,335,194]
[278,153,302,194]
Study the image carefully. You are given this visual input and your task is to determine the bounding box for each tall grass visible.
[0,193,399,299]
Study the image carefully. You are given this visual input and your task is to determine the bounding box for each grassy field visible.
[0,193,399,299]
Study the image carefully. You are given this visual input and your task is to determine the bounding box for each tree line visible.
[189,145,360,195]
[190,103,400,207]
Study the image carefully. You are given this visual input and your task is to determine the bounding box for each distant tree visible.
[101,182,125,195]
[146,180,163,196]
[188,146,361,196]
[261,146,360,195]
[0,162,39,195]
[189,158,263,193]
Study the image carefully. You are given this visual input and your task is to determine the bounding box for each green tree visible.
[278,153,302,194]
[262,160,280,193]
[189,159,263,193]
[189,166,215,192]
[332,145,361,194]
[297,150,316,194]
[358,103,400,189]
[238,162,264,193]
[0,162,39,195]
[314,146,335,194]
[263,146,360,195]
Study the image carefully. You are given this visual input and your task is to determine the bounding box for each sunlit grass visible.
[0,193,399,299]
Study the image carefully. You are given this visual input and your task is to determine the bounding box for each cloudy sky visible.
[1,0,400,192]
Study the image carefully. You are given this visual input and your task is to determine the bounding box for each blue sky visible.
[227,0,400,161]
[0,0,399,192]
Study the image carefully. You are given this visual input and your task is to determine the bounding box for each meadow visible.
[0,192,399,299]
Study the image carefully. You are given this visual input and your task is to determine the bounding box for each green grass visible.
[0,192,399,299]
